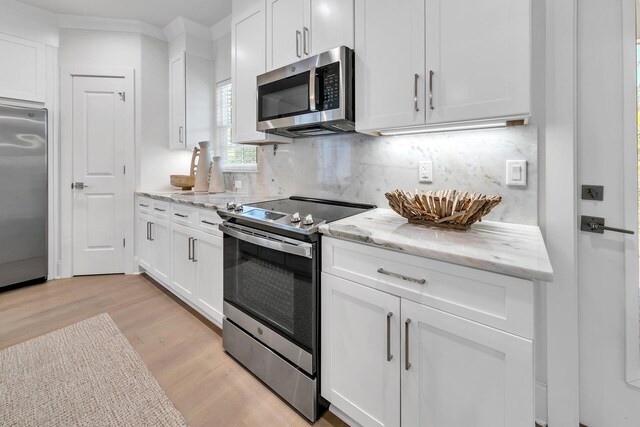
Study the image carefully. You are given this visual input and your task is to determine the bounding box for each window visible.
[217,80,257,171]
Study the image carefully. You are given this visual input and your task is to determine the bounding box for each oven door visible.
[220,223,317,375]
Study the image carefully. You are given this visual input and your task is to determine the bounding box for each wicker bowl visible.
[170,175,195,190]
[385,189,502,230]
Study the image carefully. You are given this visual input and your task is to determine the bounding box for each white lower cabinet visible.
[321,236,535,427]
[193,229,224,324]
[151,219,171,283]
[171,222,197,299]
[321,273,401,427]
[137,210,170,284]
[401,299,533,427]
[137,196,224,327]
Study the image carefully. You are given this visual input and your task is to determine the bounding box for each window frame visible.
[216,79,258,172]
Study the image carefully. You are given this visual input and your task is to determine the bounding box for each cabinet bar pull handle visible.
[303,27,309,55]
[192,239,198,262]
[377,268,426,285]
[428,70,434,110]
[414,74,419,112]
[405,318,412,371]
[149,223,154,241]
[174,213,188,218]
[139,203,149,208]
[146,222,150,240]
[179,126,184,143]
[154,207,166,212]
[296,30,302,58]
[387,312,393,362]
[188,237,193,261]
[201,220,218,226]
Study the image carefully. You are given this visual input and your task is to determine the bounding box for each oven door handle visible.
[219,224,313,259]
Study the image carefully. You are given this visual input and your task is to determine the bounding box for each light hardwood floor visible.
[0,274,348,427]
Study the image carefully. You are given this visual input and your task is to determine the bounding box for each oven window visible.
[224,237,314,352]
[258,71,311,121]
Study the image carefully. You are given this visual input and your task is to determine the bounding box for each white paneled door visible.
[72,76,131,275]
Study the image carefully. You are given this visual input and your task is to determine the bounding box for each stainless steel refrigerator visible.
[0,104,47,288]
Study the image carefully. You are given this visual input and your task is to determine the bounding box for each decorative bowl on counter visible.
[170,175,195,190]
[385,189,502,230]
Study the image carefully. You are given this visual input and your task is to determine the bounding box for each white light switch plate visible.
[234,180,242,189]
[419,161,433,183]
[506,160,527,187]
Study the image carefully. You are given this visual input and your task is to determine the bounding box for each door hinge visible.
[118,91,126,102]
[123,238,126,247]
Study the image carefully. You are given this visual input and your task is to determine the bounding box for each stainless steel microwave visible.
[256,46,354,138]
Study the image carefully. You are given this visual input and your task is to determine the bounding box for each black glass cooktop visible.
[218,196,376,237]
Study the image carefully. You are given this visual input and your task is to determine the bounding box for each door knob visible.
[580,215,635,235]
[71,182,88,189]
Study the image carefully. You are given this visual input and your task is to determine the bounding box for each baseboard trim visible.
[329,404,362,427]
[536,380,548,426]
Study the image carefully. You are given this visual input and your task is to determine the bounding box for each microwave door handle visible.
[309,67,317,112]
[219,224,313,259]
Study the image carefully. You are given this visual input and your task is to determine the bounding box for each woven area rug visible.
[0,313,188,427]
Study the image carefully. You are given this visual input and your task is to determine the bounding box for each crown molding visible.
[163,16,212,42]
[58,14,165,41]
[0,0,58,27]
[211,14,231,41]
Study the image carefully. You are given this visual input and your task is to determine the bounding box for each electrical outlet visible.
[234,180,242,189]
[419,161,433,183]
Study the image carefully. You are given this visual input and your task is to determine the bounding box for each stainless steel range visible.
[218,196,375,421]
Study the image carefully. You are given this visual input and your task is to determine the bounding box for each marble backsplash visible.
[224,125,538,225]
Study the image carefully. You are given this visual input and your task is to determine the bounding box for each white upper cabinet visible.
[307,0,354,57]
[169,52,212,150]
[355,0,426,131]
[356,0,531,133]
[232,3,291,145]
[267,0,305,69]
[0,33,45,103]
[425,0,531,124]
[267,0,354,70]
[169,54,186,149]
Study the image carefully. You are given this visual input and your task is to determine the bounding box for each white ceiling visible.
[15,0,232,28]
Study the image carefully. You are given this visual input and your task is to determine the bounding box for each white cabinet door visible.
[193,230,224,325]
[0,33,45,102]
[321,273,401,427]
[425,0,530,124]
[138,213,153,272]
[267,0,305,69]
[305,0,354,57]
[232,7,268,143]
[169,54,186,150]
[232,5,292,145]
[401,299,533,427]
[355,0,426,132]
[152,218,171,284]
[171,223,196,298]
[185,53,213,149]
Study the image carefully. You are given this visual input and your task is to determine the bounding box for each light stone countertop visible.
[318,208,553,282]
[136,191,282,210]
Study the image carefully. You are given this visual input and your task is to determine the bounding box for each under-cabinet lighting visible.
[378,118,526,136]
